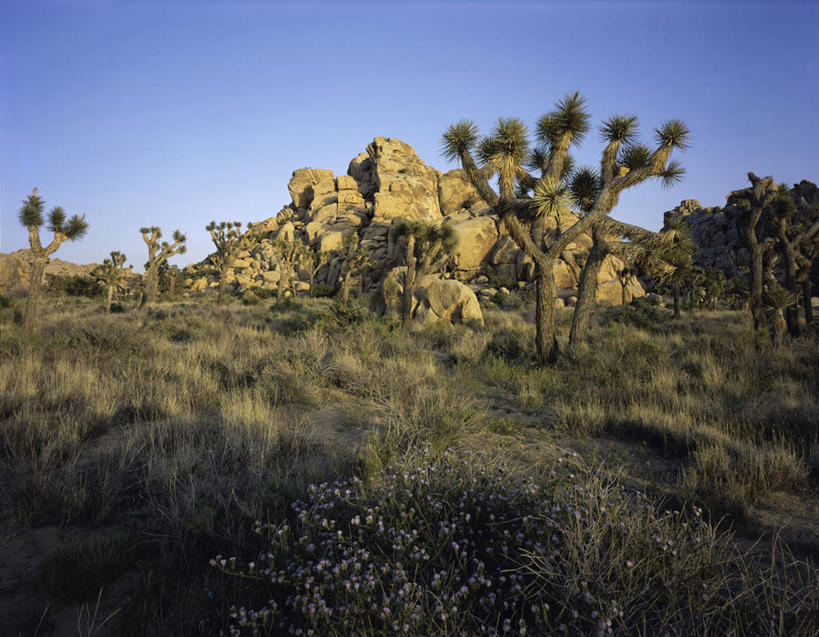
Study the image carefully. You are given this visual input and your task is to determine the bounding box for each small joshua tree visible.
[207,220,253,305]
[139,226,186,311]
[337,235,374,302]
[301,247,330,298]
[616,261,637,307]
[92,250,128,312]
[763,285,796,346]
[390,220,458,328]
[652,217,696,319]
[18,188,88,335]
[270,239,304,303]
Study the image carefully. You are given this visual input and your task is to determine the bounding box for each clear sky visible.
[1,0,817,270]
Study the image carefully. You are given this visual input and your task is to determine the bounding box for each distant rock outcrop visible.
[191,136,644,317]
[0,250,100,292]
[663,180,819,280]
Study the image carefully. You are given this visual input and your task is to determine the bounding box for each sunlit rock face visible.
[190,136,645,315]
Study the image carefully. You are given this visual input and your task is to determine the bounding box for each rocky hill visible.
[0,250,100,292]
[192,136,644,317]
[663,180,819,279]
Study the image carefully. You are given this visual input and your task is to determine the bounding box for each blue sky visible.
[1,0,817,269]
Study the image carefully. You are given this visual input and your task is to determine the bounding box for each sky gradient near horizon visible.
[1,0,817,270]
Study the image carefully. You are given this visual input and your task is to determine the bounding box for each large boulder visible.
[0,251,30,291]
[356,137,442,221]
[449,215,499,271]
[288,168,334,210]
[380,268,483,325]
[438,169,486,215]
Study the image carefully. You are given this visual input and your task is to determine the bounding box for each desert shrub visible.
[489,289,528,309]
[0,293,11,309]
[317,299,372,330]
[602,296,668,329]
[109,301,126,313]
[38,533,138,603]
[241,290,261,305]
[485,329,529,361]
[485,267,517,291]
[46,274,102,298]
[311,282,337,298]
[214,452,819,636]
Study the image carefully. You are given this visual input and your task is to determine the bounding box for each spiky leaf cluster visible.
[441,120,480,162]
[536,91,591,149]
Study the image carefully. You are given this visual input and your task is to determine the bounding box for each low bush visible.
[215,452,819,635]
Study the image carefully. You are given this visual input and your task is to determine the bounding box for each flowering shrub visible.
[213,452,818,636]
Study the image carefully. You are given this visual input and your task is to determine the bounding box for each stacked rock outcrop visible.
[202,136,644,322]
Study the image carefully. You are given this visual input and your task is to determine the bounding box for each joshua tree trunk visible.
[621,283,628,306]
[217,264,228,305]
[688,283,695,314]
[770,310,787,346]
[569,228,607,346]
[341,271,352,302]
[673,283,681,319]
[105,284,114,313]
[277,269,287,303]
[747,239,766,337]
[401,235,417,328]
[139,263,159,312]
[23,255,46,337]
[803,279,814,325]
[535,261,559,363]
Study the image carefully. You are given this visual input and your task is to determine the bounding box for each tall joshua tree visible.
[769,190,819,336]
[337,235,373,302]
[207,220,253,305]
[92,250,128,312]
[390,220,458,328]
[732,174,778,343]
[139,227,187,311]
[442,93,688,363]
[18,188,88,335]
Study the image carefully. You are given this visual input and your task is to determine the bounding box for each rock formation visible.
[197,136,644,317]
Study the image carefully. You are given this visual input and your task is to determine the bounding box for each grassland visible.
[0,289,817,635]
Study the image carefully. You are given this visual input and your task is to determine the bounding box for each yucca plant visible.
[91,250,128,312]
[336,235,374,302]
[769,189,819,335]
[442,94,689,362]
[390,220,458,328]
[138,226,186,312]
[17,188,89,336]
[270,239,305,303]
[763,285,796,346]
[651,217,697,319]
[207,220,258,305]
[616,262,637,307]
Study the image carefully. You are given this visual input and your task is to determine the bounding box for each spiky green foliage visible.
[47,207,66,233]
[659,160,686,189]
[763,285,796,312]
[620,144,653,171]
[18,189,45,227]
[441,120,480,161]
[655,120,691,150]
[536,91,591,148]
[569,167,601,212]
[478,118,530,192]
[392,220,459,261]
[600,114,639,144]
[530,178,568,222]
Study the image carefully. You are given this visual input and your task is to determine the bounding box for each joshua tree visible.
[164,264,182,299]
[702,267,726,310]
[763,285,796,346]
[270,239,304,303]
[17,188,88,335]
[139,227,187,311]
[92,250,128,312]
[768,190,819,336]
[336,235,373,302]
[301,247,330,298]
[207,220,250,305]
[390,220,458,328]
[652,218,697,319]
[616,262,637,306]
[731,174,782,344]
[442,93,688,363]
